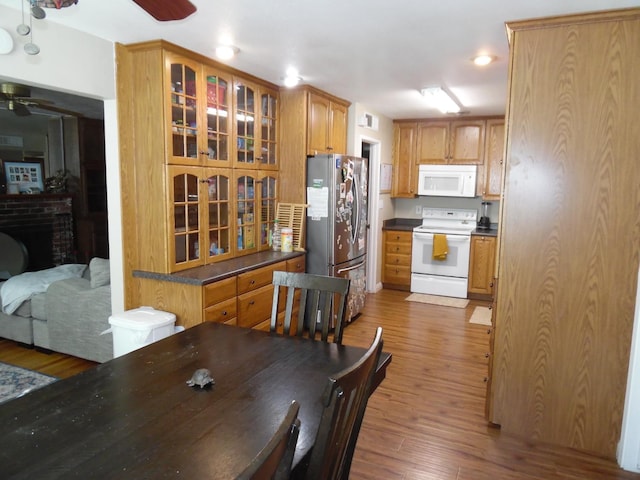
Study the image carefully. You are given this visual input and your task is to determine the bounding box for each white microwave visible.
[417,164,477,197]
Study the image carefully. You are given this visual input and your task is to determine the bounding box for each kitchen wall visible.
[395,196,501,224]
[347,103,394,292]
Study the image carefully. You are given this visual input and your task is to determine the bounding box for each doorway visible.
[359,137,381,293]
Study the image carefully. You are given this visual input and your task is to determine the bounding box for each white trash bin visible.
[108,306,177,358]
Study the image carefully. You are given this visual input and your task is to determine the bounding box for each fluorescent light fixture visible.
[473,54,495,66]
[215,45,239,60]
[420,86,461,114]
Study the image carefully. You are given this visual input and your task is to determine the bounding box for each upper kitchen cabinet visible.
[480,119,505,200]
[417,119,485,164]
[234,170,278,255]
[279,86,350,204]
[391,122,418,197]
[307,92,348,155]
[167,54,232,167]
[233,78,279,170]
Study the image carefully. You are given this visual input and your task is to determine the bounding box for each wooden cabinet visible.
[116,41,280,290]
[391,123,417,198]
[279,86,350,204]
[135,254,305,330]
[307,92,347,155]
[489,9,640,458]
[417,119,485,164]
[381,230,412,290]
[480,119,505,200]
[468,234,496,299]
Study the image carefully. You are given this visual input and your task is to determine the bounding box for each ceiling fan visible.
[131,0,197,21]
[0,82,83,117]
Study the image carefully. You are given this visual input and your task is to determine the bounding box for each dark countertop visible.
[133,250,305,286]
[472,225,499,236]
[383,218,499,236]
[382,218,422,231]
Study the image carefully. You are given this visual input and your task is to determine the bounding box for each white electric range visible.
[410,207,478,298]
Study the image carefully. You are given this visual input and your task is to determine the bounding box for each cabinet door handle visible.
[485,353,490,358]
[487,328,492,335]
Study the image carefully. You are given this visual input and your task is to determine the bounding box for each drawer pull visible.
[222,311,227,316]
[249,301,255,305]
[250,280,255,285]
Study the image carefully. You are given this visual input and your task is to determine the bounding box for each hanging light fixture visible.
[32,0,79,9]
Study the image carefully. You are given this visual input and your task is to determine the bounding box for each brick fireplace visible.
[0,194,75,271]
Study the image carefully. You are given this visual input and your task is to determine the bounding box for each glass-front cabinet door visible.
[169,166,233,271]
[203,67,231,167]
[234,171,257,255]
[234,79,256,168]
[203,169,232,261]
[169,166,202,270]
[259,89,278,170]
[258,173,278,250]
[168,56,201,165]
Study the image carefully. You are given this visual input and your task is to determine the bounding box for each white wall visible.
[0,5,124,313]
[347,104,394,292]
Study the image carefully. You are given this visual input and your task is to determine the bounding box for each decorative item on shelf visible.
[271,218,281,251]
[45,169,70,193]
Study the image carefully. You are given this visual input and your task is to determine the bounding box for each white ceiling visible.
[0,0,638,120]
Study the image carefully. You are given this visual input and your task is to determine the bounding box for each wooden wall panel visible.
[491,10,640,458]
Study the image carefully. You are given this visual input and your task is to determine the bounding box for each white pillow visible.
[89,258,110,288]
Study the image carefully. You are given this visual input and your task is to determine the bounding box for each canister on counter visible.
[281,227,293,253]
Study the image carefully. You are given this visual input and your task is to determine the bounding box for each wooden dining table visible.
[0,322,391,479]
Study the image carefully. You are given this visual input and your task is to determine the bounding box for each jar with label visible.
[272,219,281,251]
[281,228,293,253]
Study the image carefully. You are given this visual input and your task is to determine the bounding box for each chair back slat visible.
[270,271,350,344]
[304,327,383,479]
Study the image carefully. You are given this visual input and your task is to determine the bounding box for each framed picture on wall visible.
[3,159,44,194]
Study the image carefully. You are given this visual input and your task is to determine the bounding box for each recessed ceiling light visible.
[282,67,302,88]
[215,45,239,60]
[472,54,495,66]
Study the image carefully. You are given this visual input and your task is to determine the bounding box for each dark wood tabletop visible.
[0,322,391,479]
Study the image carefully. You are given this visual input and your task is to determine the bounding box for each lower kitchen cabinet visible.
[135,254,304,329]
[468,234,496,299]
[382,230,412,290]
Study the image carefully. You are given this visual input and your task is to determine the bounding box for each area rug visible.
[0,362,57,405]
[469,306,492,326]
[405,293,469,308]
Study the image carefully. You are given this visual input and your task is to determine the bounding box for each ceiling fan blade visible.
[31,103,85,117]
[132,0,196,21]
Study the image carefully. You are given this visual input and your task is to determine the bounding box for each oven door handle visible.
[412,232,470,242]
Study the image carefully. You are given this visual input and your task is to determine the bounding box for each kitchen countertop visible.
[133,250,305,286]
[382,218,422,231]
[383,218,499,236]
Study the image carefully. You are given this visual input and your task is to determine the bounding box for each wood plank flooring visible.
[1,288,638,479]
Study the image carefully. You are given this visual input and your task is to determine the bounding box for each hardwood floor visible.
[1,288,638,479]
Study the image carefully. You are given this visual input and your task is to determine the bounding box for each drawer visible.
[237,284,275,328]
[286,256,305,273]
[203,277,237,307]
[385,253,411,267]
[203,297,237,323]
[383,265,411,284]
[385,231,412,243]
[385,242,412,255]
[237,261,286,294]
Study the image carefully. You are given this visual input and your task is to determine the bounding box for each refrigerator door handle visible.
[337,260,366,274]
[352,173,360,245]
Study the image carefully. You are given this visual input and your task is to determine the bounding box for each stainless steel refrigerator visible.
[306,154,368,325]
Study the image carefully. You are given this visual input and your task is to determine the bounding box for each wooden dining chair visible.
[270,271,350,344]
[304,327,383,480]
[237,400,301,480]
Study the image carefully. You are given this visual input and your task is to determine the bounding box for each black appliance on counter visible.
[477,201,492,230]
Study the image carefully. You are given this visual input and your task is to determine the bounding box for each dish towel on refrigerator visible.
[432,234,448,260]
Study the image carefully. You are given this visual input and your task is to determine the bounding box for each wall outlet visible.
[415,205,422,215]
